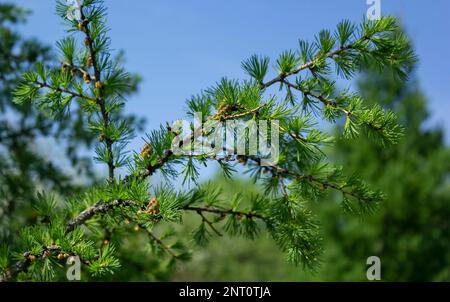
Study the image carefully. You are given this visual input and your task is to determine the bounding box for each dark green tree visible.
[0,0,416,281]
[314,64,450,281]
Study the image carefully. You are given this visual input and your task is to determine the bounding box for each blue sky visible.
[10,0,450,155]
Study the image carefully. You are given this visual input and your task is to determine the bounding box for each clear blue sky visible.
[11,0,450,150]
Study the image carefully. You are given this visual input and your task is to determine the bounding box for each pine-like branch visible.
[184,206,265,220]
[261,44,356,88]
[36,81,97,101]
[67,199,135,232]
[5,3,416,279]
[79,7,115,182]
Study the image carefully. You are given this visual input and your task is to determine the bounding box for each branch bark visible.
[1,199,133,282]
[261,44,354,89]
[79,11,115,183]
[67,199,134,232]
[183,206,264,220]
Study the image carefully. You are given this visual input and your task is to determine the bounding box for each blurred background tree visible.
[0,3,143,263]
[0,3,93,249]
[316,64,450,281]
[173,62,450,282]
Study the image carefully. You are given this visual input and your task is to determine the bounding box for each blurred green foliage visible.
[173,176,314,281]
[318,66,450,281]
[0,3,143,269]
[173,65,450,282]
[0,3,94,247]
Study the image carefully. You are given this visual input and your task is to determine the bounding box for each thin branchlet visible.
[79,7,115,183]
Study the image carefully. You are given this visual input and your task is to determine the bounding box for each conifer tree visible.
[0,0,416,281]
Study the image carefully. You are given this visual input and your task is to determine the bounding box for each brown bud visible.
[145,197,160,215]
[103,240,109,245]
[84,37,91,46]
[57,253,65,260]
[140,144,153,158]
[78,20,89,32]
[43,250,52,258]
[98,133,106,142]
[28,255,37,262]
[95,81,103,90]
[23,251,31,258]
[83,73,91,84]
[77,23,85,32]
[236,155,247,165]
